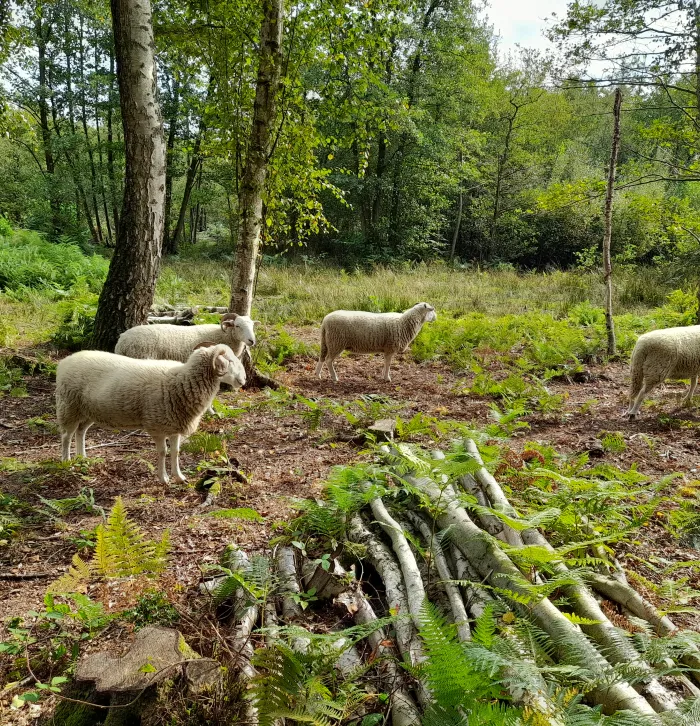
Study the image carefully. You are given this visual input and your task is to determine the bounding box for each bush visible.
[0,230,108,294]
[51,297,98,351]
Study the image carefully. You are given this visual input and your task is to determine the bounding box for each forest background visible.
[2,0,700,275]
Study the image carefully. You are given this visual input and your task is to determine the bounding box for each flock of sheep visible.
[54,295,700,485]
[55,302,437,484]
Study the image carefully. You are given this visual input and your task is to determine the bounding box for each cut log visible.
[405,511,471,642]
[408,474,658,715]
[365,491,426,625]
[368,419,397,442]
[75,626,220,693]
[275,546,304,621]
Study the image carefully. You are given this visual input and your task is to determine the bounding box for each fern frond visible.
[47,552,92,594]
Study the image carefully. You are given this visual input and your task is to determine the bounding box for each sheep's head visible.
[220,313,257,348]
[193,342,247,389]
[415,302,437,323]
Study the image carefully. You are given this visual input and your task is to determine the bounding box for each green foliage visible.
[123,591,180,628]
[0,358,27,397]
[48,496,169,593]
[0,231,108,294]
[50,295,98,351]
[38,487,104,518]
[0,490,23,543]
[1,593,111,702]
[250,622,391,726]
[419,600,520,725]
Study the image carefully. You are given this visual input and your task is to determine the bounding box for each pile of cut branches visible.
[225,437,700,725]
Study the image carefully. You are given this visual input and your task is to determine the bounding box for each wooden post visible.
[603,88,622,356]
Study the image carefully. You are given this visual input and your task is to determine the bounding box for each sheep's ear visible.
[213,352,229,376]
[193,341,217,351]
[253,320,261,325]
[220,313,238,331]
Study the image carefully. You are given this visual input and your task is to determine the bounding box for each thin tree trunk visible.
[162,73,180,254]
[94,29,113,247]
[92,0,166,351]
[171,135,202,254]
[603,89,622,357]
[229,0,285,317]
[449,151,463,262]
[489,103,518,262]
[107,47,120,235]
[35,14,61,237]
[78,16,104,245]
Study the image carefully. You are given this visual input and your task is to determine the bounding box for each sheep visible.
[56,343,245,484]
[315,302,437,382]
[626,324,700,418]
[115,312,257,361]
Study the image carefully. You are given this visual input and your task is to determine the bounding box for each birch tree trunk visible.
[92,0,165,351]
[228,0,285,317]
[603,88,622,356]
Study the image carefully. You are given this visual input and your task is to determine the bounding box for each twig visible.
[0,571,53,580]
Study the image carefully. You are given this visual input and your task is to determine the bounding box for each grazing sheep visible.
[56,343,245,484]
[626,325,700,418]
[115,313,257,361]
[315,302,437,382]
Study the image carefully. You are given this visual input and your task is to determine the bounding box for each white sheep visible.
[56,343,245,484]
[114,313,257,361]
[626,324,700,418]
[315,302,437,382]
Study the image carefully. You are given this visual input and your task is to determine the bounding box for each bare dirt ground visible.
[2,339,700,689]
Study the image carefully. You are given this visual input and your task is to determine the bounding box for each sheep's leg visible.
[382,353,394,382]
[76,423,92,457]
[154,435,169,485]
[61,424,78,461]
[627,381,654,418]
[683,376,698,407]
[170,434,186,484]
[327,356,339,382]
[314,358,324,378]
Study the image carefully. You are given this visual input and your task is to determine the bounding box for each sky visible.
[483,0,567,58]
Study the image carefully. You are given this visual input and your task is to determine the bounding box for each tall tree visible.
[603,89,622,356]
[229,0,284,317]
[92,0,165,351]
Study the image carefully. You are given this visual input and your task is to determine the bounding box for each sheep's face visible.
[221,313,257,348]
[211,344,247,389]
[418,302,437,323]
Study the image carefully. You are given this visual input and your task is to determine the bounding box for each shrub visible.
[0,230,108,294]
[51,297,98,351]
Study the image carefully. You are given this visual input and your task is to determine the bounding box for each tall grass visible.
[157,259,677,323]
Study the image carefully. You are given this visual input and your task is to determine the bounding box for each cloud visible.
[483,0,565,55]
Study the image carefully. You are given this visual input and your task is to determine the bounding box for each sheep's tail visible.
[628,343,645,403]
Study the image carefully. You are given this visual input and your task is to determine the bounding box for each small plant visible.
[47,496,169,593]
[39,487,104,518]
[600,431,627,454]
[26,415,59,434]
[123,590,180,628]
[0,359,27,397]
[0,491,24,543]
[1,593,111,704]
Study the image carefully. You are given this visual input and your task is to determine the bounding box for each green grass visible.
[0,233,697,377]
[156,259,678,323]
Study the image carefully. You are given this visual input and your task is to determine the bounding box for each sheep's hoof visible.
[173,475,187,485]
[624,410,638,421]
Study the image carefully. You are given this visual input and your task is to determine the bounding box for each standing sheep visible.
[626,325,700,418]
[315,302,437,382]
[115,313,257,361]
[56,343,245,484]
